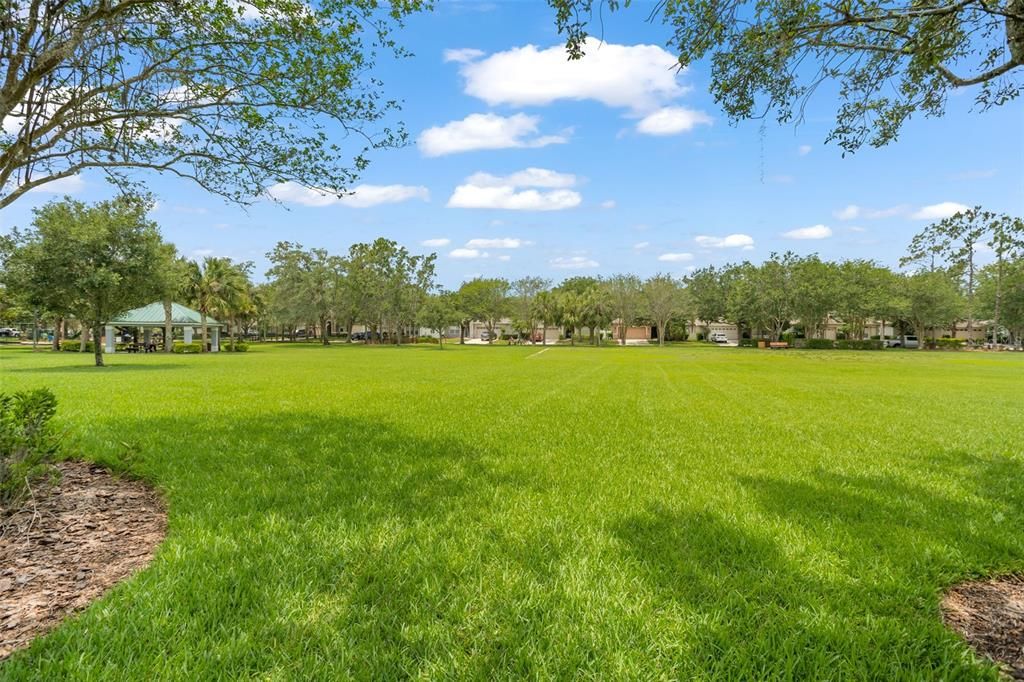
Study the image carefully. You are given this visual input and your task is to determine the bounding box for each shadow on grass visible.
[4,363,187,373]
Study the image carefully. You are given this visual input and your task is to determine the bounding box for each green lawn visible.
[1,343,1022,679]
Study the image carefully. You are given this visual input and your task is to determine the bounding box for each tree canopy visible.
[548,0,1023,152]
[0,0,427,208]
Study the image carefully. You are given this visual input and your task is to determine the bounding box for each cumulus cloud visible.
[443,47,485,63]
[911,201,970,220]
[834,204,908,220]
[418,113,569,156]
[26,174,85,195]
[782,224,833,240]
[636,106,712,135]
[695,233,755,249]
[447,168,582,211]
[421,238,451,247]
[266,182,429,208]
[657,252,694,262]
[457,39,687,113]
[465,237,531,249]
[798,145,812,155]
[550,255,599,269]
[449,248,485,259]
[600,199,617,209]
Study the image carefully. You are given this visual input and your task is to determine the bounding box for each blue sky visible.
[3,2,1022,288]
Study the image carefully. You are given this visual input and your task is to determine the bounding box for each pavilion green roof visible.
[109,302,222,327]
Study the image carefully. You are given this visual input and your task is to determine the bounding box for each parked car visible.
[886,335,919,348]
[480,330,493,342]
[0,328,20,337]
[710,332,730,344]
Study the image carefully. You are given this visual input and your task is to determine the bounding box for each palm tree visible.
[185,257,247,352]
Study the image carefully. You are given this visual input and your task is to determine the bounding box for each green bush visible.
[738,338,759,348]
[173,342,203,354]
[934,338,965,350]
[220,341,249,352]
[0,388,61,509]
[835,339,884,351]
[805,339,835,350]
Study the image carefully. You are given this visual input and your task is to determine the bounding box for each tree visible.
[727,254,795,340]
[979,257,1024,346]
[904,208,1024,344]
[604,274,642,344]
[0,0,427,209]
[549,1,1023,153]
[154,246,190,352]
[510,277,550,342]
[790,256,842,339]
[642,274,687,346]
[581,284,613,345]
[457,278,509,343]
[902,269,963,347]
[687,266,730,338]
[556,290,585,345]
[2,196,165,366]
[185,257,248,353]
[417,291,462,348]
[531,290,561,346]
[266,243,344,346]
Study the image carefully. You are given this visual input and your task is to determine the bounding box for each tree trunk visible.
[201,313,208,352]
[93,324,105,367]
[80,325,89,352]
[993,255,1004,345]
[52,316,62,351]
[321,315,330,345]
[164,299,174,352]
[659,318,665,346]
[541,323,547,346]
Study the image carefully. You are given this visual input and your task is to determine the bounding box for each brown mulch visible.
[943,575,1024,679]
[0,461,166,660]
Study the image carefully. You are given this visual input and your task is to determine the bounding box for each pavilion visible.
[106,302,225,353]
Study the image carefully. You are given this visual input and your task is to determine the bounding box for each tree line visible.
[1,196,1022,365]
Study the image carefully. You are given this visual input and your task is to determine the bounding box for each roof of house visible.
[109,302,222,327]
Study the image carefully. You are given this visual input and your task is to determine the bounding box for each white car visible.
[886,335,919,348]
[710,332,730,344]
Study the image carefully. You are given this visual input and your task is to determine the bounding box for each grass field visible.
[1,342,1022,679]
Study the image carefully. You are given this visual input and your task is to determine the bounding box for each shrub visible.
[835,339,884,351]
[738,338,760,348]
[173,342,203,354]
[805,339,835,350]
[0,388,61,509]
[220,341,249,352]
[935,338,965,350]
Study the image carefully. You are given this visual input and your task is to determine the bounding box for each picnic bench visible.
[768,341,789,350]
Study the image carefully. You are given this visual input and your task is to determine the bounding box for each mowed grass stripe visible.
[0,343,1021,680]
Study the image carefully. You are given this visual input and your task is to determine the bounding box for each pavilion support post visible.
[105,326,116,354]
[144,329,152,348]
[211,327,220,353]
[184,326,193,344]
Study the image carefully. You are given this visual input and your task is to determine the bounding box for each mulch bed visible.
[0,461,166,660]
[943,575,1024,679]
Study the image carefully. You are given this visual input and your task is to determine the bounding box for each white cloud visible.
[496,254,512,262]
[636,106,712,135]
[798,145,812,156]
[847,226,867,233]
[782,224,832,240]
[550,255,599,269]
[695,233,755,249]
[27,174,85,195]
[443,48,485,63]
[657,252,694,262]
[447,168,581,211]
[600,199,617,209]
[421,238,451,247]
[266,182,429,208]
[833,204,910,220]
[457,39,687,113]
[449,248,486,259]
[633,241,650,249]
[418,113,569,157]
[465,237,530,249]
[911,201,970,220]
[466,168,577,188]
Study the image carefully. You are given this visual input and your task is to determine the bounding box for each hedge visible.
[172,342,203,354]
[933,338,965,350]
[804,339,835,350]
[835,339,884,350]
